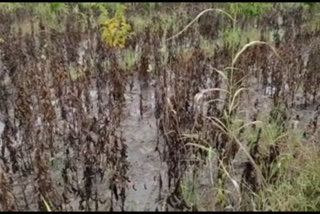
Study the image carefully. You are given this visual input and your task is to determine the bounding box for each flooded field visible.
[0,3,319,211]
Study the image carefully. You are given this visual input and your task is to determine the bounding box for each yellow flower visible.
[101,7,131,48]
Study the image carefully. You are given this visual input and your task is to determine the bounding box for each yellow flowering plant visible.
[101,4,132,48]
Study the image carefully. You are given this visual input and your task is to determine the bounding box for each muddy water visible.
[120,77,167,211]
[0,121,4,136]
[82,75,169,211]
[1,17,319,210]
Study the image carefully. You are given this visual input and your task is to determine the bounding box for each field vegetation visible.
[0,2,319,211]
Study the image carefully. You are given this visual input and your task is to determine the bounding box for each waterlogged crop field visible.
[0,3,319,211]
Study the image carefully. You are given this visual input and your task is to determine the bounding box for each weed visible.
[101,4,132,48]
